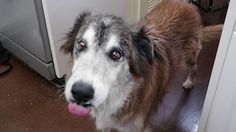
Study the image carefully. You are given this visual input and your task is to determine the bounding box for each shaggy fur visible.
[61,0,222,131]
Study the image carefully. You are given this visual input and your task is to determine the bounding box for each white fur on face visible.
[65,25,133,109]
[64,25,96,101]
[105,34,119,51]
[82,25,96,47]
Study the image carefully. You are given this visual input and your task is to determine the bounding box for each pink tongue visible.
[68,103,91,117]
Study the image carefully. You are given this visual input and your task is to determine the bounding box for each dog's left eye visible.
[75,40,87,51]
[109,49,122,61]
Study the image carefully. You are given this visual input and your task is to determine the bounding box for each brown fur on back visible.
[114,0,204,131]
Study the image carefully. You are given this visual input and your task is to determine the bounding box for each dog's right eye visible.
[109,49,123,61]
[75,40,87,51]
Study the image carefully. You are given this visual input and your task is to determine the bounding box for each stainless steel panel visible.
[0,33,55,80]
[34,0,52,62]
[0,0,52,63]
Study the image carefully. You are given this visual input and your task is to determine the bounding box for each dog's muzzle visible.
[68,81,94,117]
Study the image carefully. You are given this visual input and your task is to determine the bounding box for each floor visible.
[151,39,222,132]
[0,1,227,132]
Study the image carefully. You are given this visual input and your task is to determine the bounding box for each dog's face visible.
[61,13,156,114]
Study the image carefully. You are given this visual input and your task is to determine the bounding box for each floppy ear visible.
[129,27,155,75]
[61,12,91,55]
[131,27,155,64]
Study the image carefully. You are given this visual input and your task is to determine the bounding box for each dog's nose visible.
[71,82,94,104]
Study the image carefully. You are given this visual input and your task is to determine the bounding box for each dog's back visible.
[146,0,201,37]
[137,0,203,90]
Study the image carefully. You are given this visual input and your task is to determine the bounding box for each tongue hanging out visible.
[68,103,91,117]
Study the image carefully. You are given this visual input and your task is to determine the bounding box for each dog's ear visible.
[61,12,91,55]
[131,27,155,64]
[129,27,155,75]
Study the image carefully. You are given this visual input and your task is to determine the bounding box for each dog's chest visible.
[93,111,144,132]
[91,97,125,129]
[91,94,127,130]
[91,79,136,130]
[93,111,116,130]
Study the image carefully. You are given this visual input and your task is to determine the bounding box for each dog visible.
[61,0,222,131]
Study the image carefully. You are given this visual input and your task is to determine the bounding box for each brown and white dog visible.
[61,0,222,131]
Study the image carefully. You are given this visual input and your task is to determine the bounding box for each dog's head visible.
[61,12,156,116]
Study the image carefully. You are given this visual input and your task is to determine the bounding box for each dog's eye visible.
[75,40,87,51]
[110,49,122,61]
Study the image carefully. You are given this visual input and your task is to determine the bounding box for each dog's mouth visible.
[67,100,94,117]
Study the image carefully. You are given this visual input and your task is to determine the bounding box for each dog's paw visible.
[182,79,193,90]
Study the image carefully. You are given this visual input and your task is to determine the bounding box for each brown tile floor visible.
[0,57,96,132]
[0,2,227,132]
